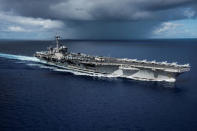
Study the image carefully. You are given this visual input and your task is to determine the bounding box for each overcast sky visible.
[0,0,197,39]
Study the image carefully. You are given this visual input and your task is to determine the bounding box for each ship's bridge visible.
[59,45,68,54]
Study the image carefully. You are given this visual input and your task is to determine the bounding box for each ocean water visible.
[0,39,197,131]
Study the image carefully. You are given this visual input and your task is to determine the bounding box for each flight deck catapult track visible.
[34,36,190,82]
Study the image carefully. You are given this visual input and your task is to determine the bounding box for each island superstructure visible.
[34,36,190,82]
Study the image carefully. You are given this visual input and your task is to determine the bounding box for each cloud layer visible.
[0,12,64,29]
[1,0,196,21]
[0,0,197,39]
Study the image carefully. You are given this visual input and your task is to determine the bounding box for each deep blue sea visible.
[0,39,197,131]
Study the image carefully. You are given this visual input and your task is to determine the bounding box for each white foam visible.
[0,53,107,78]
[0,53,40,62]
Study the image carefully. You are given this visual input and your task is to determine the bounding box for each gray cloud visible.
[62,21,160,39]
[0,0,196,21]
[0,0,196,39]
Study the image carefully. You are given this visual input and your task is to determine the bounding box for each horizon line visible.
[0,38,197,41]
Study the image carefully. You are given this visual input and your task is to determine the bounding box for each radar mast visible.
[56,35,60,49]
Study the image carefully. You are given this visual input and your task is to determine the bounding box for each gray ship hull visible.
[38,57,179,82]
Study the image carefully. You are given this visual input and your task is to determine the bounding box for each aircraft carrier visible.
[34,36,190,82]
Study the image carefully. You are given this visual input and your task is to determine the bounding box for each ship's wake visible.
[0,53,41,63]
[0,53,118,79]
